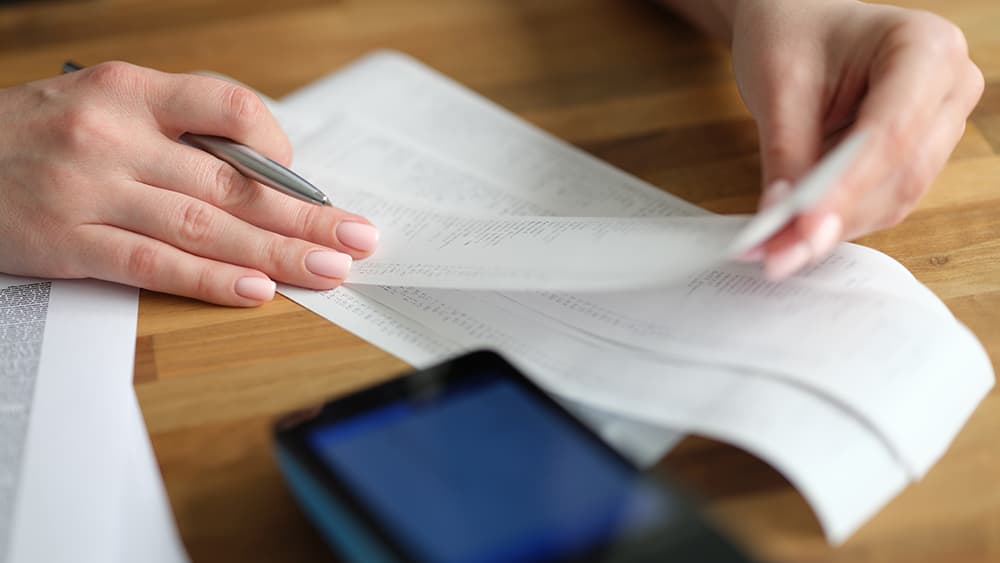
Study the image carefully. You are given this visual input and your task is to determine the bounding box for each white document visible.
[333,189,750,291]
[508,270,992,475]
[275,51,994,544]
[0,275,187,563]
[315,129,869,292]
[287,281,914,543]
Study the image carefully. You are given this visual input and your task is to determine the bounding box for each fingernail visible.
[765,241,811,281]
[234,277,276,301]
[736,246,766,263]
[760,179,792,211]
[806,213,843,260]
[335,222,380,253]
[305,250,353,279]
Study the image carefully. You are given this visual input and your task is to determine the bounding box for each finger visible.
[737,179,793,264]
[807,59,985,239]
[104,182,354,290]
[143,69,292,165]
[761,213,842,281]
[755,71,826,189]
[133,136,379,259]
[71,224,275,307]
[763,86,976,281]
[757,178,792,212]
[760,27,972,280]
[67,62,289,165]
[822,24,962,219]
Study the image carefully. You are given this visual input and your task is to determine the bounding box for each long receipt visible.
[276,51,994,544]
[342,190,750,291]
[341,130,869,291]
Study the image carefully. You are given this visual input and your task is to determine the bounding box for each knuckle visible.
[192,266,216,300]
[761,54,817,104]
[763,138,796,169]
[901,161,932,204]
[261,236,291,275]
[83,61,143,91]
[211,162,254,207]
[775,60,812,94]
[222,84,265,128]
[176,201,215,245]
[909,14,968,60]
[881,119,914,165]
[297,203,333,242]
[296,203,321,231]
[126,244,161,285]
[761,126,809,177]
[968,62,986,101]
[53,104,106,151]
[934,21,969,60]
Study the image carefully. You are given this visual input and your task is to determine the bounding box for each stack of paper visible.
[272,51,994,544]
[0,275,187,563]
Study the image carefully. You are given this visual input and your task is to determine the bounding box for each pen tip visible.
[321,198,333,207]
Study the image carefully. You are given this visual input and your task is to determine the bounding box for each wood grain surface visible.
[2,1,998,561]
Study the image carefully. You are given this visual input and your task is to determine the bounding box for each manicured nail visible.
[234,277,276,301]
[806,213,843,260]
[305,250,353,279]
[736,246,766,263]
[335,222,380,253]
[765,241,811,281]
[760,179,792,211]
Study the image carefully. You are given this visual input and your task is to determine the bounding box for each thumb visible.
[754,87,825,207]
[752,83,835,280]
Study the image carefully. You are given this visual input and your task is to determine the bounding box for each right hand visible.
[727,1,984,278]
[0,61,379,306]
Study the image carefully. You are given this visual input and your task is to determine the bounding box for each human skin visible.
[0,4,984,302]
[661,0,985,278]
[0,62,379,306]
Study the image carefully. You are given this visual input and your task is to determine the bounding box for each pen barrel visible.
[181,133,329,206]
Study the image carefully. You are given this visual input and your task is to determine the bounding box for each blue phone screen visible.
[306,374,676,563]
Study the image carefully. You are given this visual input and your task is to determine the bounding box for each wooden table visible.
[3,0,999,561]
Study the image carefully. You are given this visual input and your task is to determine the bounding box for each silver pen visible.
[61,61,332,207]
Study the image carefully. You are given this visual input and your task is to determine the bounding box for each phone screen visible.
[305,371,678,563]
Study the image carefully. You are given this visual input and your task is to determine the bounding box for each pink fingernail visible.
[765,241,811,281]
[305,250,353,279]
[807,213,843,260]
[234,277,276,301]
[335,222,380,253]
[760,179,793,211]
[736,246,766,263]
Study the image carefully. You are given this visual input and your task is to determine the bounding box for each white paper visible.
[507,271,992,475]
[115,394,190,563]
[289,107,973,473]
[285,280,909,543]
[0,280,53,558]
[276,51,994,544]
[332,189,749,291]
[0,276,187,563]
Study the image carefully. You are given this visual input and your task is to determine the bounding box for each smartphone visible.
[273,350,753,563]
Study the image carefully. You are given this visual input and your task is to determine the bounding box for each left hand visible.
[729,0,985,278]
